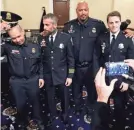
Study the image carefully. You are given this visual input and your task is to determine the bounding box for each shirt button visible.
[51,51,53,53]
[51,56,54,59]
[24,57,27,59]
[81,36,83,39]
[52,67,54,70]
[109,55,111,58]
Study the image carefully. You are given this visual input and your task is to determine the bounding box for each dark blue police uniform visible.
[1,39,43,126]
[94,31,134,130]
[39,31,75,122]
[63,17,107,112]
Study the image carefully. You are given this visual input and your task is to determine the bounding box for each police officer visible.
[1,11,45,130]
[63,1,107,115]
[94,11,134,130]
[39,13,75,125]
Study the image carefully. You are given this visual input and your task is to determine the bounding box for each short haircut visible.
[8,24,23,33]
[43,13,58,25]
[107,11,121,22]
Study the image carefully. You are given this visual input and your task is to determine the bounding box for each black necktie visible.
[50,35,53,47]
[111,34,115,49]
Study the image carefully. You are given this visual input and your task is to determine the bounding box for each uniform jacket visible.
[39,31,75,85]
[93,31,134,86]
[63,17,107,64]
[1,38,43,79]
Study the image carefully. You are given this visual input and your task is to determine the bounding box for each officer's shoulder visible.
[90,17,104,24]
[98,31,109,38]
[64,19,77,25]
[60,31,71,38]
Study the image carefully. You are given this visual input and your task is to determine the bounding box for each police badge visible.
[118,43,124,49]
[32,48,36,53]
[59,43,64,49]
[92,27,96,33]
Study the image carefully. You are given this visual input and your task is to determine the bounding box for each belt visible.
[11,74,37,80]
[76,61,90,68]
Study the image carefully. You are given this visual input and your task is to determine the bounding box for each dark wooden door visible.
[53,0,70,27]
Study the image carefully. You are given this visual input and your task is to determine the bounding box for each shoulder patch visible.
[91,18,104,23]
[64,19,77,25]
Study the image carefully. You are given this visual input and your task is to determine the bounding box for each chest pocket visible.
[10,53,22,59]
[88,31,98,38]
[29,53,40,59]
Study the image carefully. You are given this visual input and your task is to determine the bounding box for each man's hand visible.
[124,29,134,38]
[39,79,45,88]
[124,59,134,70]
[95,67,117,103]
[0,22,11,32]
[120,82,129,92]
[65,78,72,87]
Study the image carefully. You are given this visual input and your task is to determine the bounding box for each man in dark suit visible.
[94,11,134,130]
[39,13,75,124]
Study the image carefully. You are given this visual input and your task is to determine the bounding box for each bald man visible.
[1,23,45,129]
[63,1,107,116]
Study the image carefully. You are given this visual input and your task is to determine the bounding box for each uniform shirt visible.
[49,31,57,42]
[1,38,43,79]
[110,30,120,43]
[63,17,107,64]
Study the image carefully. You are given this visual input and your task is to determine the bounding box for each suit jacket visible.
[91,102,110,130]
[40,31,75,85]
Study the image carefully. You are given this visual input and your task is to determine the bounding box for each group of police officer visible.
[1,1,134,130]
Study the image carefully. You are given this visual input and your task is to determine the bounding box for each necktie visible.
[111,34,115,49]
[50,35,53,47]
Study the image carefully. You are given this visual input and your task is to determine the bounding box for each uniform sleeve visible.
[91,102,110,130]
[38,44,43,79]
[123,38,134,84]
[127,38,134,59]
[1,43,7,56]
[93,36,102,78]
[67,36,75,78]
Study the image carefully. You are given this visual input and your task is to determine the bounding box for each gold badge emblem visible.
[6,12,11,20]
[92,27,96,33]
[32,48,36,53]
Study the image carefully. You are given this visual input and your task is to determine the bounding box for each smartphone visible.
[105,62,129,76]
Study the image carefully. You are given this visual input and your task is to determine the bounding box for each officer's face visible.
[43,18,57,36]
[76,3,89,21]
[107,16,121,33]
[8,27,25,45]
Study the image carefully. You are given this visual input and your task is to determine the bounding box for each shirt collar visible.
[110,30,120,39]
[49,31,57,39]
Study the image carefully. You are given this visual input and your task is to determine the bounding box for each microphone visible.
[120,19,131,30]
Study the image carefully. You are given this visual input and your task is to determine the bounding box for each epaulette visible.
[64,19,77,25]
[90,17,104,23]
[60,31,71,37]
